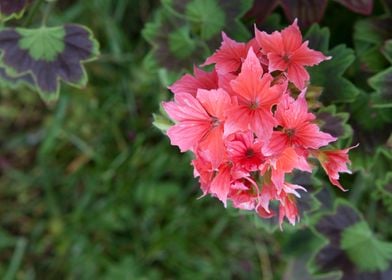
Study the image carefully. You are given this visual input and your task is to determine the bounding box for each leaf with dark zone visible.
[374,172,392,214]
[304,24,359,104]
[0,0,33,21]
[316,105,352,139]
[382,39,392,63]
[305,24,330,53]
[0,24,99,102]
[0,66,34,88]
[244,0,279,24]
[368,66,392,107]
[311,202,392,280]
[309,45,359,104]
[280,0,328,28]
[143,0,251,72]
[334,0,373,15]
[354,17,392,73]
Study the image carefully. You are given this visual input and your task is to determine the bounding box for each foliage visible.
[0,0,391,279]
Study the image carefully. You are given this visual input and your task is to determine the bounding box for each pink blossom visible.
[312,145,359,191]
[226,131,265,173]
[163,88,232,168]
[225,48,286,140]
[202,32,257,74]
[265,93,337,156]
[169,66,218,96]
[255,19,331,89]
[162,21,355,228]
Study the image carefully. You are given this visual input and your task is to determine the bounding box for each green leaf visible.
[185,0,225,40]
[341,221,392,272]
[309,45,359,103]
[354,17,392,73]
[368,66,392,107]
[373,172,392,214]
[382,39,392,63]
[304,24,330,53]
[0,24,100,103]
[168,27,196,59]
[18,26,66,61]
[316,105,352,140]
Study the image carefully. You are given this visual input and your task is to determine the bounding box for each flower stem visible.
[23,0,46,26]
[41,0,57,27]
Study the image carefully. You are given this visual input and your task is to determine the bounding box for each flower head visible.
[162,21,354,228]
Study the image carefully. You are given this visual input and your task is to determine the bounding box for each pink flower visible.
[312,144,359,191]
[259,180,306,227]
[255,19,331,89]
[226,131,265,173]
[269,147,311,191]
[163,89,232,167]
[210,162,233,206]
[225,48,286,140]
[265,93,337,156]
[202,32,257,74]
[169,66,218,96]
[161,21,355,228]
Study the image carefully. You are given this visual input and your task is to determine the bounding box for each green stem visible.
[23,0,45,27]
[41,0,57,26]
[4,238,28,280]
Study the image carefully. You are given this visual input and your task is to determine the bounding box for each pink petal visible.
[255,28,284,55]
[250,108,277,140]
[295,123,337,149]
[196,88,232,120]
[166,121,210,152]
[224,105,253,136]
[210,163,232,206]
[230,48,265,102]
[292,41,331,66]
[202,32,248,73]
[281,19,303,52]
[168,66,218,96]
[200,126,226,168]
[163,93,209,122]
[267,53,288,72]
[287,63,309,89]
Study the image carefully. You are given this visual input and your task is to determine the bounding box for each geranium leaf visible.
[142,0,251,72]
[280,0,328,28]
[309,45,359,103]
[333,0,373,15]
[305,24,330,53]
[185,0,225,40]
[374,172,392,214]
[0,0,32,21]
[168,26,196,59]
[0,24,100,103]
[244,0,279,25]
[382,39,392,63]
[341,222,392,272]
[368,66,392,107]
[354,17,392,73]
[305,24,359,104]
[316,105,352,140]
[0,66,34,89]
[311,201,392,279]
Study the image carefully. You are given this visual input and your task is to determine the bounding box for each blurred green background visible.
[1,0,391,279]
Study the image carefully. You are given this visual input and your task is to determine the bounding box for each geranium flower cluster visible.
[163,20,356,227]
